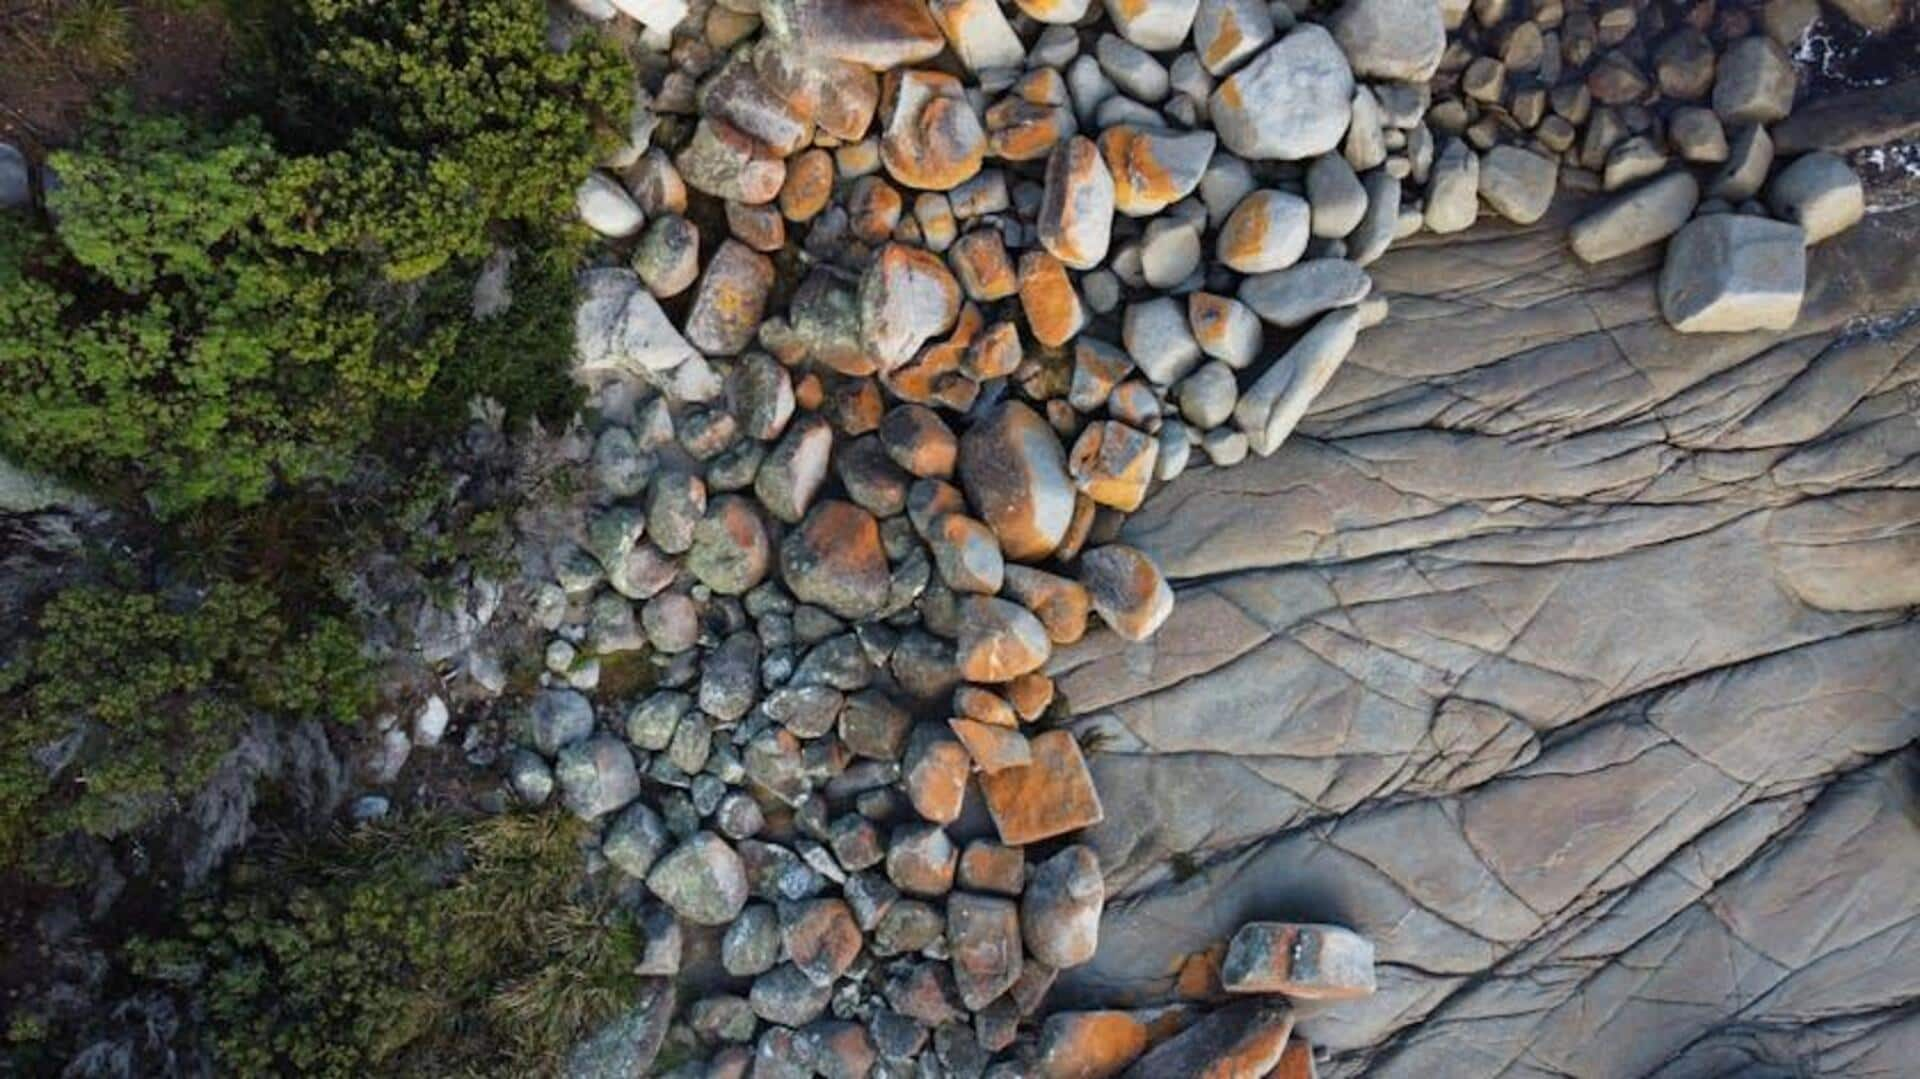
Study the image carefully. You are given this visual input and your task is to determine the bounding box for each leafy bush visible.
[0,0,626,513]
[0,580,372,871]
[129,810,645,1077]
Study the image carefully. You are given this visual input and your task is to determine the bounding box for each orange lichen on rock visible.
[978,729,1104,845]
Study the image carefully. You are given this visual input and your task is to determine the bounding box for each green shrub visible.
[0,580,373,871]
[0,0,626,513]
[129,810,644,1077]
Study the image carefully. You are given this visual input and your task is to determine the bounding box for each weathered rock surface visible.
[1051,201,1920,1078]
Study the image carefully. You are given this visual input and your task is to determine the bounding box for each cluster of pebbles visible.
[1423,0,1869,328]
[517,0,1877,1073]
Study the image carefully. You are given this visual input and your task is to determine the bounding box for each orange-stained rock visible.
[794,372,825,411]
[1019,250,1086,348]
[1006,671,1054,721]
[677,117,787,205]
[958,401,1077,562]
[904,725,971,823]
[1268,1038,1317,1079]
[826,375,885,435]
[881,70,988,191]
[950,228,1019,301]
[887,304,980,404]
[1218,189,1311,274]
[987,68,1076,161]
[1038,1011,1150,1079]
[1056,491,1098,563]
[958,838,1026,895]
[954,685,1018,727]
[1175,944,1228,1000]
[1221,923,1377,1000]
[810,59,881,141]
[914,191,959,251]
[1188,291,1264,369]
[1040,135,1116,270]
[956,596,1052,683]
[1069,421,1159,512]
[965,319,1022,381]
[780,147,836,221]
[761,0,947,71]
[880,403,959,479]
[1121,1000,1293,1079]
[1016,0,1095,21]
[780,500,892,619]
[701,60,815,156]
[927,512,1005,594]
[1098,125,1217,217]
[949,717,1033,773]
[726,200,787,253]
[1106,380,1161,429]
[783,897,864,985]
[861,242,963,371]
[850,175,906,244]
[1069,339,1135,412]
[978,729,1104,845]
[631,148,688,217]
[1002,565,1092,645]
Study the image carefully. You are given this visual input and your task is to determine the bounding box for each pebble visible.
[1123,297,1203,385]
[1235,306,1363,455]
[881,70,988,192]
[977,729,1104,845]
[1423,138,1480,233]
[1018,250,1088,348]
[1100,125,1216,217]
[556,736,642,820]
[1658,214,1805,333]
[1219,189,1311,273]
[1039,136,1116,270]
[762,0,946,70]
[1766,152,1864,246]
[861,243,963,371]
[1329,0,1446,81]
[1141,216,1204,289]
[1188,292,1263,370]
[1477,145,1558,224]
[956,596,1053,682]
[929,0,1026,72]
[1021,845,1104,969]
[686,240,775,356]
[648,832,750,925]
[1306,153,1369,238]
[1195,0,1277,75]
[578,172,646,238]
[1713,35,1796,125]
[1222,922,1377,999]
[781,501,893,620]
[1569,171,1698,263]
[1239,258,1372,328]
[1095,34,1169,103]
[1178,361,1241,429]
[688,495,774,595]
[1211,26,1354,160]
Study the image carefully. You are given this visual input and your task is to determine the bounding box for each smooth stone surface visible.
[1569,171,1699,263]
[1239,259,1372,328]
[1766,152,1865,246]
[1211,26,1355,161]
[1658,215,1806,333]
[1328,0,1446,82]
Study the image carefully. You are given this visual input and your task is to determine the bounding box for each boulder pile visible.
[522,0,1874,1071]
[1425,0,1869,330]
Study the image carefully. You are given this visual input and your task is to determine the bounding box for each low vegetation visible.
[0,579,371,876]
[128,810,644,1077]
